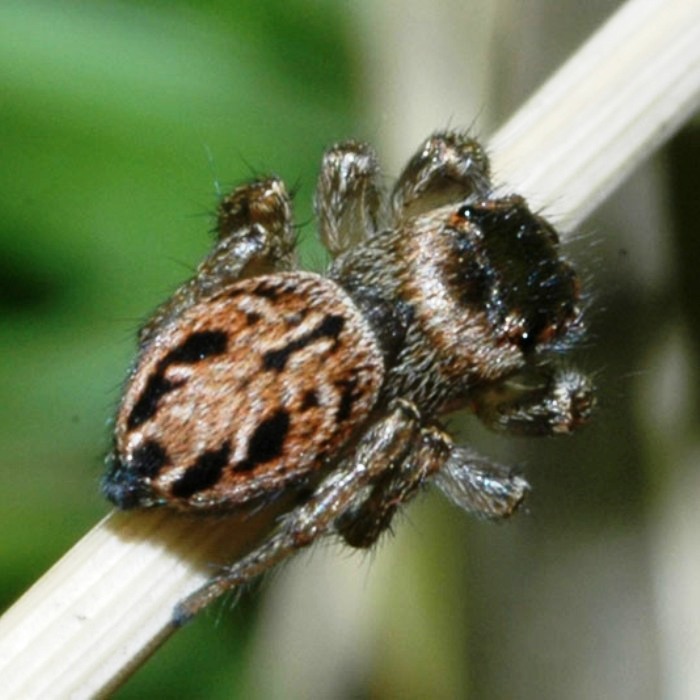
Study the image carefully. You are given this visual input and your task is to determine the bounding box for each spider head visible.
[445,195,583,355]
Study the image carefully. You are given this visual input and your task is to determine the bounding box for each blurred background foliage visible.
[1,1,698,698]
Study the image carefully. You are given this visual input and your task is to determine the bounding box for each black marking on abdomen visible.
[127,375,184,430]
[160,330,228,367]
[252,281,281,300]
[127,330,228,430]
[300,389,319,410]
[262,314,345,371]
[335,377,359,422]
[171,441,231,498]
[130,440,169,477]
[234,409,290,472]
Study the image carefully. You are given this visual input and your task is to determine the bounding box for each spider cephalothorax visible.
[102,131,594,623]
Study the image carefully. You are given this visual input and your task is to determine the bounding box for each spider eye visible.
[456,204,473,220]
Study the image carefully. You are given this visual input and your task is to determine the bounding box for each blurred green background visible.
[1,1,698,698]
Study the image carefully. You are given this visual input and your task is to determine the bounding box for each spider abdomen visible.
[104,271,385,510]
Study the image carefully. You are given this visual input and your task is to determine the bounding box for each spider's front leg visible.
[315,141,382,257]
[140,177,296,344]
[391,130,492,223]
[471,364,595,436]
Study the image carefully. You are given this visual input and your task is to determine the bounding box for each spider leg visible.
[434,447,530,519]
[140,177,296,344]
[471,364,595,436]
[391,130,491,223]
[315,141,382,256]
[172,399,421,625]
[337,420,530,548]
[335,424,450,548]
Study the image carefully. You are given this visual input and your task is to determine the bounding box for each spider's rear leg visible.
[391,130,492,223]
[315,141,382,257]
[140,177,296,344]
[172,399,421,625]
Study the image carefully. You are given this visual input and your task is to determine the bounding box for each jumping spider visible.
[103,131,594,624]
